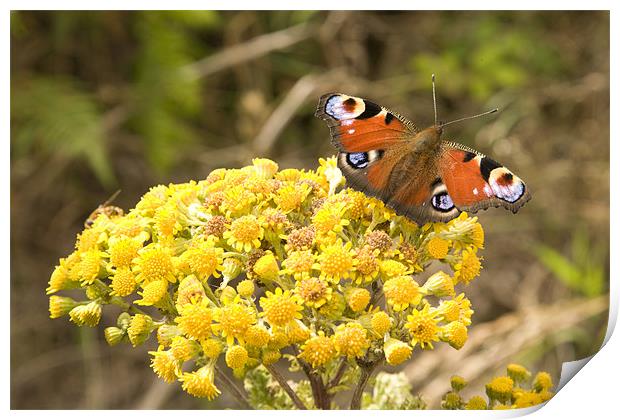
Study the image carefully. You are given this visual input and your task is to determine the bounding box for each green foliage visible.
[244,366,315,409]
[533,228,606,297]
[362,372,427,410]
[410,14,563,100]
[11,76,114,186]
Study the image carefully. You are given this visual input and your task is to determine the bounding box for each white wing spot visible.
[348,129,355,134]
[473,188,478,195]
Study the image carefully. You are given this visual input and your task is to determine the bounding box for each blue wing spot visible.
[431,192,455,212]
[346,152,369,169]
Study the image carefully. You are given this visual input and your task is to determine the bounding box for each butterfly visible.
[315,87,531,224]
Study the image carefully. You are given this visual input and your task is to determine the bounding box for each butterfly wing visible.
[438,142,531,214]
[316,93,459,224]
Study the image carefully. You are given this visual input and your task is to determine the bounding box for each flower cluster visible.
[441,364,555,410]
[48,157,485,406]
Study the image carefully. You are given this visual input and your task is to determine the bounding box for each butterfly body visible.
[316,93,531,224]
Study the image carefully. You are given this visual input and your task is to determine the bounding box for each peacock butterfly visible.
[315,77,531,224]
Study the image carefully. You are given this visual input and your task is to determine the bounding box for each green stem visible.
[264,364,307,410]
[215,365,252,409]
[350,362,377,410]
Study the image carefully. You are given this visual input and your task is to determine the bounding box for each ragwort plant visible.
[47,157,550,409]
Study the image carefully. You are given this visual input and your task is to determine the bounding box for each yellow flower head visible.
[465,396,488,410]
[175,275,206,309]
[315,239,356,283]
[252,252,280,283]
[223,215,264,252]
[422,271,455,298]
[49,295,78,319]
[453,248,482,285]
[110,267,137,297]
[507,364,531,384]
[485,376,514,404]
[47,259,76,295]
[201,338,224,358]
[317,292,346,320]
[244,325,271,348]
[175,299,213,341]
[312,202,350,237]
[383,275,421,311]
[450,375,467,392]
[154,202,183,238]
[134,279,168,306]
[371,311,392,336]
[179,364,221,400]
[441,321,468,350]
[156,324,181,347]
[295,277,332,308]
[334,322,369,358]
[285,226,315,251]
[213,301,256,346]
[76,249,105,285]
[252,157,279,179]
[379,259,410,278]
[262,349,282,366]
[438,293,474,326]
[286,321,311,344]
[405,305,441,350]
[514,391,543,408]
[260,288,303,327]
[204,215,228,238]
[346,287,371,312]
[127,314,154,346]
[69,301,102,327]
[352,246,380,284]
[149,349,180,383]
[133,244,176,285]
[282,250,315,281]
[225,345,249,369]
[364,230,393,253]
[275,182,311,213]
[299,332,336,368]
[426,236,450,259]
[220,185,256,218]
[180,239,224,281]
[384,337,412,366]
[533,371,553,392]
[170,336,200,362]
[442,391,462,409]
[236,280,255,298]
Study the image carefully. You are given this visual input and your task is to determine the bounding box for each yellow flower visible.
[134,279,168,306]
[334,322,369,358]
[179,239,224,281]
[346,288,371,312]
[317,292,346,319]
[312,202,349,237]
[133,244,176,285]
[295,277,332,308]
[426,236,449,259]
[156,324,181,347]
[513,391,543,408]
[471,222,485,249]
[68,301,102,327]
[405,305,441,350]
[440,321,468,350]
[175,275,206,309]
[299,332,336,368]
[259,288,303,327]
[268,329,289,350]
[284,226,315,251]
[244,325,271,347]
[170,336,200,362]
[76,249,105,285]
[371,311,392,336]
[364,230,393,253]
[450,375,467,391]
[507,364,531,384]
[453,248,482,285]
[236,280,255,298]
[286,321,311,344]
[252,252,280,283]
[226,345,249,369]
[437,293,473,326]
[485,376,514,404]
[179,364,221,400]
[383,275,421,311]
[223,215,264,252]
[422,271,455,298]
[149,348,180,383]
[46,259,78,294]
[49,295,78,318]
[202,338,224,359]
[136,185,169,216]
[252,157,279,179]
[104,327,125,346]
[465,396,488,410]
[127,314,154,346]
[262,349,282,366]
[110,267,137,297]
[315,239,356,283]
[533,371,553,392]
[275,182,311,213]
[442,391,462,409]
[175,299,213,341]
[352,246,380,284]
[204,215,228,238]
[379,259,410,278]
[76,227,105,253]
[384,338,412,366]
[213,300,256,345]
[282,250,315,281]
[154,202,183,238]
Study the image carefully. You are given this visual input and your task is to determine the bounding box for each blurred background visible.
[10,11,609,409]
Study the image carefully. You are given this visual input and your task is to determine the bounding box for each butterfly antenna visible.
[440,108,499,128]
[102,189,122,206]
[432,74,438,126]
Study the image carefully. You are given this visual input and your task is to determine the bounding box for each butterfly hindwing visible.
[438,142,531,214]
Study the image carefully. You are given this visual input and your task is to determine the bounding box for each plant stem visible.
[350,363,377,410]
[264,364,308,410]
[299,358,330,409]
[327,358,348,390]
[215,365,253,410]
